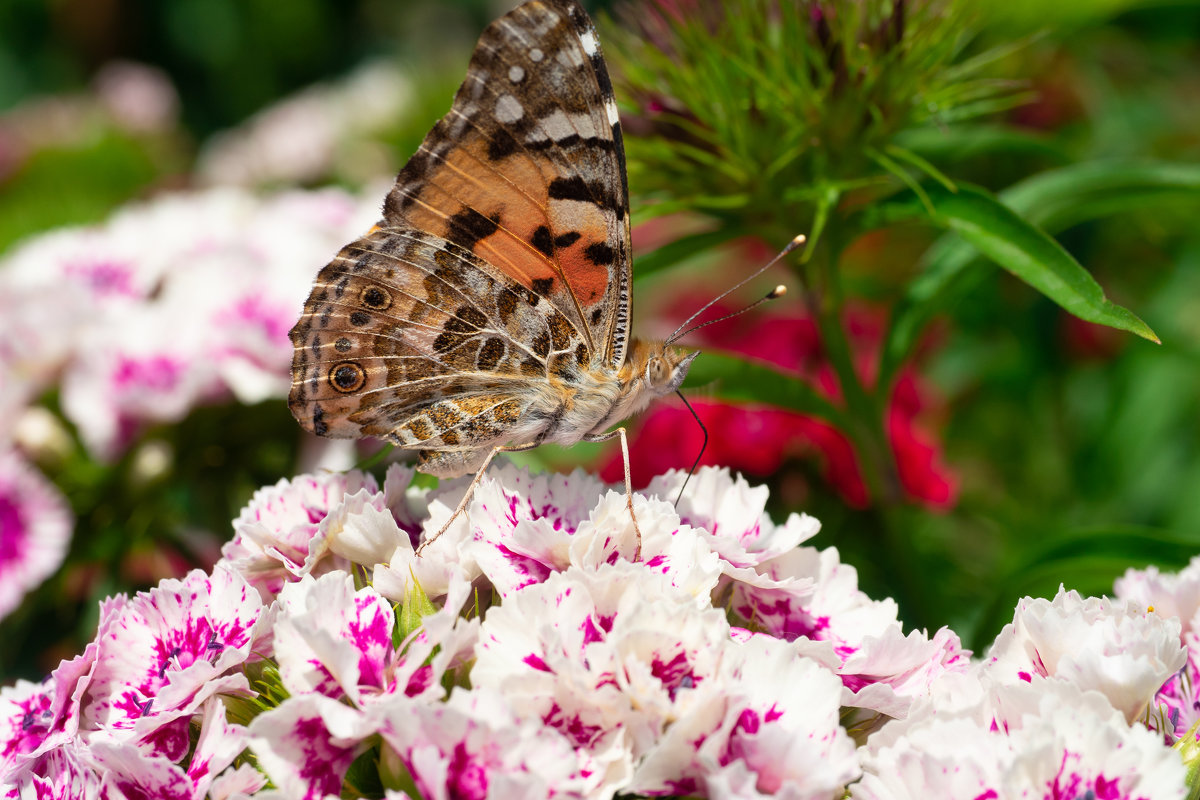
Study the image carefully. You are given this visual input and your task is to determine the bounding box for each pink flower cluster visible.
[0,465,1193,798]
[0,187,377,461]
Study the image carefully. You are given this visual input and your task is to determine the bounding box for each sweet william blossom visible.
[644,467,821,568]
[82,566,265,757]
[1116,561,1200,741]
[856,677,1188,800]
[221,469,382,600]
[986,586,1185,723]
[469,560,857,798]
[1115,558,1200,632]
[375,688,588,800]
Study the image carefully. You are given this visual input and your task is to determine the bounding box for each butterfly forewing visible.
[383,0,631,369]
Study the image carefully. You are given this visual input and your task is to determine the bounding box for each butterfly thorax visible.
[582,339,698,437]
[518,338,696,450]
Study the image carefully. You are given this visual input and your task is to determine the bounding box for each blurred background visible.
[1,0,1199,681]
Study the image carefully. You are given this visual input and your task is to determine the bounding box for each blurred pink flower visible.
[0,450,73,621]
[0,187,378,461]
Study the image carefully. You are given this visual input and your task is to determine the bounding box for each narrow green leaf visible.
[632,229,735,281]
[867,146,936,216]
[800,184,839,262]
[875,170,1186,387]
[1002,160,1200,231]
[884,144,958,193]
[934,185,1158,342]
[682,351,848,426]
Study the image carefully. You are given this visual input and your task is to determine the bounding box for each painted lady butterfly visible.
[288,0,700,551]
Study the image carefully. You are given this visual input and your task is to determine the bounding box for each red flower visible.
[602,289,957,510]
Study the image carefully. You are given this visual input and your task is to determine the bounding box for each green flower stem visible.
[807,221,930,625]
[806,222,899,506]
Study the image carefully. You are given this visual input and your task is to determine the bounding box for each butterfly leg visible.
[415,441,540,556]
[582,427,642,562]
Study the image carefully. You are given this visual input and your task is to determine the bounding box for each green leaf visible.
[682,351,848,426]
[874,171,1184,387]
[631,228,736,281]
[1001,160,1200,231]
[936,185,1158,341]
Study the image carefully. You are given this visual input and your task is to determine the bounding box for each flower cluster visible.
[1,465,1192,798]
[857,587,1190,798]
[0,187,379,619]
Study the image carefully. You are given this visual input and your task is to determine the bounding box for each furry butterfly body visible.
[288,0,695,481]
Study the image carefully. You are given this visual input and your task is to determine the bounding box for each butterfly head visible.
[625,339,698,400]
[647,345,698,395]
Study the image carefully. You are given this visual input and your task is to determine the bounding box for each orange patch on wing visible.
[476,227,557,288]
[406,148,548,235]
[557,243,610,305]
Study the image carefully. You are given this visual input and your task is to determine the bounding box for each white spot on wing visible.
[540,108,596,141]
[529,47,544,62]
[579,30,599,56]
[508,65,525,83]
[495,94,523,124]
[605,99,620,126]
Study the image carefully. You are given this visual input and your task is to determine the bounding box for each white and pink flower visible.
[0,186,378,463]
[82,566,264,755]
[857,677,1188,800]
[986,586,1186,723]
[0,450,73,621]
[5,465,1200,798]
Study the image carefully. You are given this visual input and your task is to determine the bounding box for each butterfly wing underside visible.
[288,0,631,470]
[385,0,631,364]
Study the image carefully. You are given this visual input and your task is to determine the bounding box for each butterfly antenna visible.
[665,234,805,345]
[674,390,707,508]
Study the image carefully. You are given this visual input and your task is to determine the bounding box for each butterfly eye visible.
[646,357,670,388]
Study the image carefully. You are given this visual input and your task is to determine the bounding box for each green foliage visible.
[396,578,438,645]
[600,0,1200,639]
[604,0,1026,235]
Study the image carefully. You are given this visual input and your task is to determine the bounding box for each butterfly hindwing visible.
[383,0,631,370]
[288,228,582,442]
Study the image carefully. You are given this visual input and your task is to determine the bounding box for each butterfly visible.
[287,0,697,553]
